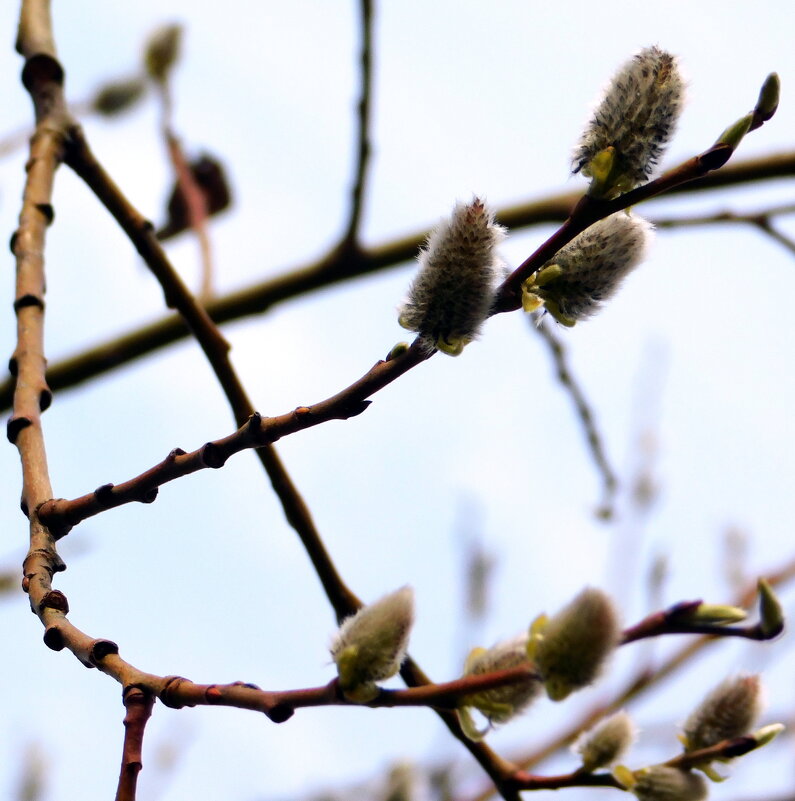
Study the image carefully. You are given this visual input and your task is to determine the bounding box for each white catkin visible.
[572,46,684,190]
[398,198,504,354]
[531,213,653,322]
[683,674,762,751]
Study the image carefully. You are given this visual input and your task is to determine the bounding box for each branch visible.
[466,556,795,801]
[115,687,155,801]
[531,315,618,518]
[38,341,429,536]
[1,149,793,412]
[341,0,374,245]
[10,0,73,642]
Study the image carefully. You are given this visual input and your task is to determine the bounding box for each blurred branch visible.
[467,555,795,801]
[341,0,374,245]
[531,315,618,518]
[1,149,793,413]
[655,201,795,258]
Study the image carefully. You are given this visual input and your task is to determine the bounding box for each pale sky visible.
[1,3,794,800]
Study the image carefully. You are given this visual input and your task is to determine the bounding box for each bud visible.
[753,72,780,125]
[144,24,183,83]
[91,77,147,117]
[529,587,619,701]
[573,46,685,198]
[751,722,785,748]
[679,603,747,626]
[630,766,707,801]
[713,113,753,151]
[522,213,653,326]
[459,637,542,736]
[330,586,415,701]
[757,578,784,637]
[682,674,762,752]
[398,198,504,355]
[575,711,636,772]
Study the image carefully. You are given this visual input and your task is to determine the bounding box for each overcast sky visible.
[1,3,794,801]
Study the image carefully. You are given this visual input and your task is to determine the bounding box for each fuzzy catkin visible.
[683,674,762,751]
[572,46,684,194]
[330,586,415,700]
[574,711,636,771]
[462,637,541,724]
[398,198,504,355]
[527,213,652,323]
[631,767,707,801]
[532,587,619,701]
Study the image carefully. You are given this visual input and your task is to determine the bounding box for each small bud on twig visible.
[753,72,780,126]
[522,213,652,326]
[757,578,784,637]
[528,587,619,701]
[398,198,504,355]
[91,77,147,117]
[144,24,183,83]
[330,586,415,702]
[575,710,636,772]
[458,636,542,740]
[682,674,762,753]
[572,46,684,198]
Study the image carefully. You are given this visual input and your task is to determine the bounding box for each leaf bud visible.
[753,72,780,125]
[679,603,747,626]
[91,77,147,117]
[757,577,784,637]
[144,24,183,83]
[528,587,619,701]
[330,586,415,702]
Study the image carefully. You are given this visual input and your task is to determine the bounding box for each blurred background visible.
[1,2,794,800]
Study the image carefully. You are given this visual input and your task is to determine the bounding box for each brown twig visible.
[38,342,429,535]
[115,687,155,801]
[341,0,374,246]
[466,558,795,801]
[620,600,783,644]
[57,100,517,798]
[61,123,363,619]
[163,130,215,298]
[1,149,793,413]
[654,202,795,258]
[10,0,71,642]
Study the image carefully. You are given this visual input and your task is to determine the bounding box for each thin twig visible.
[62,124,363,618]
[532,315,618,518]
[466,557,795,801]
[115,687,155,801]
[1,150,793,412]
[341,0,374,245]
[59,113,518,798]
